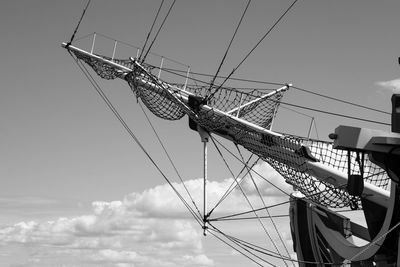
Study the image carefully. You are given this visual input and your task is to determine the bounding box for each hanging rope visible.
[208,0,252,94]
[139,0,165,61]
[141,0,177,62]
[67,0,91,47]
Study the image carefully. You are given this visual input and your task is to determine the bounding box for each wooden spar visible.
[227,84,291,115]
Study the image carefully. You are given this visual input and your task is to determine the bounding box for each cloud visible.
[0,162,293,266]
[376,78,400,92]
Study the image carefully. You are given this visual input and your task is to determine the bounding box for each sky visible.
[1,0,400,266]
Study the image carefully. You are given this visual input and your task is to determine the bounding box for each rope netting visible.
[264,136,389,208]
[72,49,390,209]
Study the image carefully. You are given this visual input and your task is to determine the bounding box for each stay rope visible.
[206,0,299,102]
[68,51,203,227]
[209,200,293,222]
[208,154,257,215]
[154,65,389,127]
[209,136,289,267]
[235,144,295,267]
[141,0,177,63]
[67,0,91,47]
[208,0,252,95]
[208,225,338,266]
[139,0,165,61]
[138,101,203,221]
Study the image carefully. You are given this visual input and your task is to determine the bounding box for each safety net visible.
[71,48,390,209]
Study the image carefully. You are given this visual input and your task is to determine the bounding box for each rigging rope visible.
[291,86,390,115]
[138,101,203,221]
[280,101,391,126]
[344,220,400,265]
[152,65,389,127]
[236,144,295,267]
[209,136,289,266]
[206,0,299,102]
[207,230,266,267]
[212,137,292,197]
[210,200,293,222]
[68,51,203,227]
[208,226,280,267]
[154,66,390,116]
[208,154,258,215]
[210,226,337,266]
[67,0,91,47]
[139,0,165,61]
[208,0,252,95]
[141,0,177,63]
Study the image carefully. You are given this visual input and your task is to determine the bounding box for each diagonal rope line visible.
[207,0,299,101]
[139,0,165,60]
[207,229,265,267]
[208,0,252,94]
[211,225,335,266]
[142,0,177,62]
[68,51,203,227]
[67,0,91,46]
[212,137,291,196]
[210,214,289,221]
[212,226,289,262]
[208,225,279,267]
[210,200,292,222]
[138,101,203,221]
[236,145,295,267]
[280,101,391,126]
[209,137,289,266]
[150,65,389,115]
[148,65,390,126]
[292,86,390,115]
[208,151,256,216]
[344,220,400,265]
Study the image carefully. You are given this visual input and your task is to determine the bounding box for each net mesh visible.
[72,49,390,209]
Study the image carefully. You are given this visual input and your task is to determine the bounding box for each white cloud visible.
[0,162,293,266]
[376,78,400,92]
[91,249,141,263]
[178,254,214,266]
